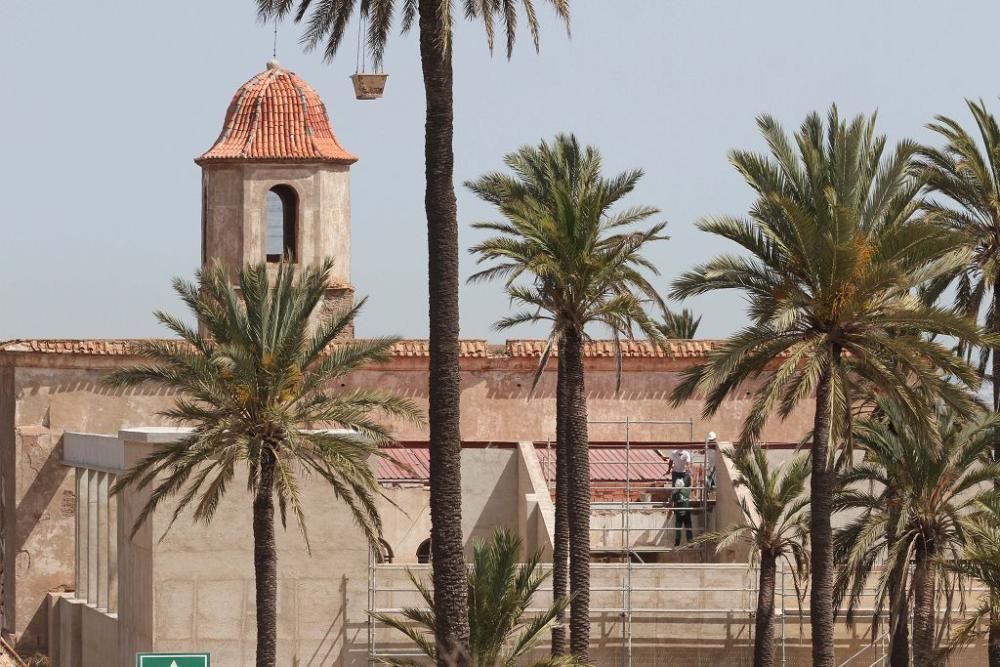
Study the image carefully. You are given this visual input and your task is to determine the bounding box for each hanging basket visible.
[351,73,388,100]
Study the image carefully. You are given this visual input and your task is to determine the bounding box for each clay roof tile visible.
[197,62,357,165]
[0,339,724,359]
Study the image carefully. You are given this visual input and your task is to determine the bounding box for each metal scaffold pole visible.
[587,416,708,667]
[367,545,375,662]
[625,415,632,667]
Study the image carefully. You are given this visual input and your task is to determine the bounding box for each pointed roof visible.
[197,60,357,164]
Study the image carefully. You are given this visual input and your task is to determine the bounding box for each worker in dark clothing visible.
[671,478,694,547]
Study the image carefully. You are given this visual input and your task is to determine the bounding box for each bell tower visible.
[195,60,357,331]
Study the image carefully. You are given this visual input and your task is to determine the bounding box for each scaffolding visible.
[577,417,714,561]
[366,429,996,666]
[585,418,717,667]
[368,417,728,666]
[368,561,760,666]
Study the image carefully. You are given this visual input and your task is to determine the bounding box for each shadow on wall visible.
[462,450,520,551]
[13,436,70,651]
[479,371,681,402]
[17,376,178,400]
[300,575,347,667]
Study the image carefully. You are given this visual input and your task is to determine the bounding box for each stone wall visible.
[0,348,815,652]
[0,366,12,636]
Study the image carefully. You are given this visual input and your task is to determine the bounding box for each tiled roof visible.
[0,339,151,356]
[0,338,722,359]
[505,339,719,358]
[390,340,490,358]
[0,339,492,358]
[197,61,357,164]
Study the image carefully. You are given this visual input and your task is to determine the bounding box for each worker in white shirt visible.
[668,448,691,487]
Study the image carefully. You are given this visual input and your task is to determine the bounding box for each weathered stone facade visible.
[0,340,814,652]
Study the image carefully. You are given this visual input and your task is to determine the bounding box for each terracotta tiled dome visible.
[197,61,357,164]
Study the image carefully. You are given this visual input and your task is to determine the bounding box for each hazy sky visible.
[3,1,999,341]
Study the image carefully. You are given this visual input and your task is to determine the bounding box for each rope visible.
[355,9,365,74]
[273,19,278,59]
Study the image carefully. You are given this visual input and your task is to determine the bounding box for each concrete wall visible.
[516,441,555,558]
[711,443,751,563]
[46,593,118,667]
[109,430,372,666]
[460,448,520,549]
[110,431,520,666]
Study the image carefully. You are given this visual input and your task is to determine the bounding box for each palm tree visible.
[670,106,984,667]
[836,400,1000,666]
[945,497,1000,667]
[834,394,917,667]
[916,100,1000,408]
[658,308,701,339]
[253,4,570,663]
[105,260,421,667]
[699,445,809,667]
[370,527,580,667]
[915,100,1000,661]
[467,134,667,660]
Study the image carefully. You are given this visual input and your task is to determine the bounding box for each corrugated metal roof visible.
[535,447,675,483]
[378,444,698,484]
[378,447,430,482]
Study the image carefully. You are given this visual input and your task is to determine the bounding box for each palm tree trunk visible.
[417,3,470,665]
[911,538,936,667]
[992,284,1000,418]
[754,550,778,667]
[810,345,839,667]
[992,283,1000,666]
[887,501,910,667]
[253,449,278,667]
[989,620,1000,667]
[564,326,591,662]
[552,337,569,656]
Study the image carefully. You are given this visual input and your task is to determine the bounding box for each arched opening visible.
[375,539,393,564]
[265,185,298,262]
[416,538,432,564]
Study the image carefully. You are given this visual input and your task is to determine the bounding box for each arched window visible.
[265,185,297,262]
[375,539,394,564]
[416,538,432,564]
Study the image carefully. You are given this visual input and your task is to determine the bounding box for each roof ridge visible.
[0,338,725,359]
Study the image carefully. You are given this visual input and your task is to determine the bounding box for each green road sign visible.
[136,654,210,667]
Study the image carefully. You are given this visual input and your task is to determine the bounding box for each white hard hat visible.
[707,431,717,441]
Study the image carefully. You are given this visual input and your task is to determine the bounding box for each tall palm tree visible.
[371,527,580,667]
[658,307,701,339]
[670,106,984,667]
[253,4,570,663]
[916,100,1000,407]
[105,260,421,667]
[0,474,6,636]
[915,100,1000,661]
[836,400,1000,666]
[945,497,1000,667]
[467,134,667,661]
[699,445,809,667]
